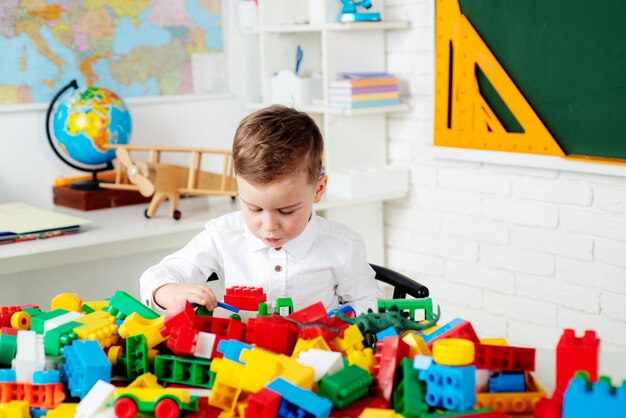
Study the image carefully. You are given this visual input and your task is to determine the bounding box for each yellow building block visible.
[358,408,403,418]
[476,372,546,414]
[239,348,283,393]
[346,347,375,373]
[480,338,509,346]
[210,358,245,411]
[432,338,475,366]
[0,401,29,418]
[128,373,161,389]
[82,300,110,312]
[291,336,330,358]
[402,332,432,357]
[45,403,78,418]
[51,293,82,312]
[10,311,31,331]
[118,312,166,349]
[73,318,118,348]
[238,347,314,392]
[277,354,315,390]
[331,325,365,355]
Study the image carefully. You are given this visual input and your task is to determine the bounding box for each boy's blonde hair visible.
[233,105,323,185]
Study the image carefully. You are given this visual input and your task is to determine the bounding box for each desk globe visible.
[46,80,132,190]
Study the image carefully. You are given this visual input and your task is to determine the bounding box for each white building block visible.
[194,332,217,360]
[296,349,344,382]
[327,165,408,198]
[76,379,115,418]
[13,331,45,382]
[44,311,85,333]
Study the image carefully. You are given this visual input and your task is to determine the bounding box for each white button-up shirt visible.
[140,211,382,315]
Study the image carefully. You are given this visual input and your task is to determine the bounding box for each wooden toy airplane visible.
[100,145,237,220]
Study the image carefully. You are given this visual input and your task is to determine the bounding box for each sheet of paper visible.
[0,202,91,234]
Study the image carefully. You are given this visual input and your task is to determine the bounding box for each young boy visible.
[140,105,382,314]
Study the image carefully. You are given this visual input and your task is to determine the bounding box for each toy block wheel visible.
[144,209,151,219]
[114,397,138,418]
[154,398,180,418]
[173,210,182,220]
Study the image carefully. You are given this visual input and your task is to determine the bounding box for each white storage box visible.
[271,69,322,105]
[326,166,409,198]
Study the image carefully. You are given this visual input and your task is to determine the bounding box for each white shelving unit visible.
[240,0,409,264]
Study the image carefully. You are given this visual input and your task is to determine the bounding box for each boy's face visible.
[237,172,327,248]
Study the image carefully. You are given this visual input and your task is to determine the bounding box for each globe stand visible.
[69,173,114,191]
[46,79,116,191]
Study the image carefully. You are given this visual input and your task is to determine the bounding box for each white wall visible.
[385,0,626,351]
[0,0,253,209]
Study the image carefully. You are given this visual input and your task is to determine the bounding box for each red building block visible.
[372,336,411,404]
[246,316,299,355]
[245,387,281,418]
[534,397,562,418]
[474,343,536,371]
[167,327,200,357]
[556,329,599,390]
[161,300,195,337]
[193,317,247,341]
[288,302,327,323]
[223,286,267,311]
[185,398,222,418]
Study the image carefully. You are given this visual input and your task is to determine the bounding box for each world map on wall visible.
[0,0,223,105]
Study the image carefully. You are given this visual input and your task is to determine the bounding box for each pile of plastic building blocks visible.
[0,287,619,418]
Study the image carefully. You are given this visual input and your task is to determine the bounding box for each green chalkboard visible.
[459,0,626,160]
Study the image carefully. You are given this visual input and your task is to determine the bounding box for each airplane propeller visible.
[115,147,156,197]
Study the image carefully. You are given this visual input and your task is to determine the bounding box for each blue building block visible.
[267,378,332,418]
[376,326,399,341]
[418,318,465,345]
[62,340,111,399]
[0,369,16,382]
[413,354,434,380]
[489,372,525,393]
[419,363,476,411]
[327,305,356,318]
[33,370,61,384]
[30,407,48,418]
[217,339,252,364]
[563,372,626,418]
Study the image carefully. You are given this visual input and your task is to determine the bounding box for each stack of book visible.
[328,72,400,110]
[0,202,90,245]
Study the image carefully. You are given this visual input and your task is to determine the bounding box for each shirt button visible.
[275,265,282,272]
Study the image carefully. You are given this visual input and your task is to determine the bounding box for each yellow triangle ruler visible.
[434,0,565,156]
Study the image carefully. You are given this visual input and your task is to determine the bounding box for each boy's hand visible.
[154,283,218,311]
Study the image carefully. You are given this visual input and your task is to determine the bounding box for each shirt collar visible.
[244,211,318,259]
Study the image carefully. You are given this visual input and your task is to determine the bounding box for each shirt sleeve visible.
[139,225,224,312]
[335,234,383,315]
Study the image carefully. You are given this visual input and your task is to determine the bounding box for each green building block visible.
[257,302,271,317]
[81,304,95,314]
[119,334,149,382]
[21,307,42,318]
[318,365,374,409]
[393,358,428,418]
[30,309,70,334]
[0,334,17,366]
[154,354,214,389]
[105,290,159,321]
[43,321,80,356]
[378,298,434,321]
[195,306,213,317]
[275,298,294,316]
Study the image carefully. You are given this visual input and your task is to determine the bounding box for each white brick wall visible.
[384,0,626,350]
